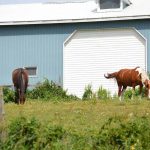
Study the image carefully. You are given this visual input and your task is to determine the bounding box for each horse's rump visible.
[12,68,28,86]
[12,68,28,104]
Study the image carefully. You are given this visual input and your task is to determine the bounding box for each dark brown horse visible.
[12,68,28,104]
[104,67,150,100]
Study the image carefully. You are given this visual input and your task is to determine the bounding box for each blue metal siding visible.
[0,19,150,86]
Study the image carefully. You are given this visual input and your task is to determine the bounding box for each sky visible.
[0,0,48,4]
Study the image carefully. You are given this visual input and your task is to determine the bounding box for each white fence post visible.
[0,86,5,121]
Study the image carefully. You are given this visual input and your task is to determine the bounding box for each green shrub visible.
[1,115,150,149]
[65,133,93,150]
[27,79,79,101]
[45,125,66,142]
[3,87,15,103]
[124,88,133,99]
[94,116,150,149]
[124,87,146,99]
[0,116,94,149]
[5,116,40,150]
[33,124,67,149]
[3,79,79,103]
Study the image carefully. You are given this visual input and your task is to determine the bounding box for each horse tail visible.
[134,66,140,70]
[104,72,118,79]
[19,68,25,94]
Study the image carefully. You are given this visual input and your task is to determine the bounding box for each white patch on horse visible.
[136,67,149,83]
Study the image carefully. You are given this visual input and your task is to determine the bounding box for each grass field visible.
[4,99,150,136]
[1,99,150,149]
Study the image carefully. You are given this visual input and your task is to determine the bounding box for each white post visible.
[0,86,5,121]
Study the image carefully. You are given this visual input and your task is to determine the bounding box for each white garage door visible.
[63,28,146,98]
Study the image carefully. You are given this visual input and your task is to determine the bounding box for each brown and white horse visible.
[12,68,28,104]
[104,67,150,100]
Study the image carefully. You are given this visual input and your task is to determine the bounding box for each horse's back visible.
[117,68,142,86]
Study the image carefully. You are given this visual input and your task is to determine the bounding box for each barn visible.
[0,0,150,97]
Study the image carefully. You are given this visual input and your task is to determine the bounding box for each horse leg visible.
[131,85,136,100]
[23,86,27,104]
[15,88,20,104]
[14,88,18,104]
[20,93,25,105]
[120,86,127,100]
[14,87,17,103]
[139,84,143,99]
[23,93,26,104]
[15,92,18,104]
[118,86,122,101]
[18,89,21,104]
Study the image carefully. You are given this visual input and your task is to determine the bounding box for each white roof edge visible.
[0,15,150,26]
[0,0,149,26]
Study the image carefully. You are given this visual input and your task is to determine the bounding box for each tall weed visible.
[82,84,93,100]
[97,86,111,100]
[82,85,111,100]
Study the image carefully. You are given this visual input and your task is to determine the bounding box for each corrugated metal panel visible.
[0,25,67,86]
[64,28,146,97]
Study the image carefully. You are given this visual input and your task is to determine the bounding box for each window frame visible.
[24,66,38,77]
[97,0,123,12]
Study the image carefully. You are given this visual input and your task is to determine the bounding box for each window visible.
[100,0,120,10]
[96,0,131,12]
[24,67,37,76]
